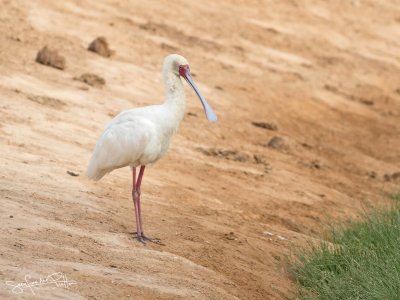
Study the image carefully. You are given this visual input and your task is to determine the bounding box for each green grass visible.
[290,192,400,300]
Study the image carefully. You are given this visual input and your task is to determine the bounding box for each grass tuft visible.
[290,192,400,299]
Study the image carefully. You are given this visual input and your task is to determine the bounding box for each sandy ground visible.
[1,0,400,299]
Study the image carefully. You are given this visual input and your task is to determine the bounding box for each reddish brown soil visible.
[1,0,399,299]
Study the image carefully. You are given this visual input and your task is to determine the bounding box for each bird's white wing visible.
[86,115,157,181]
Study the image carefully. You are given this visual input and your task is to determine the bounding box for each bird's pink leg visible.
[134,166,162,244]
[132,167,145,244]
[136,166,145,235]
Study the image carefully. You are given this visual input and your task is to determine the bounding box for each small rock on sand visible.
[36,46,66,70]
[359,98,374,106]
[197,147,249,162]
[253,154,267,165]
[251,121,278,131]
[310,160,321,169]
[392,172,400,180]
[235,152,249,162]
[67,171,79,177]
[88,37,114,57]
[383,172,400,182]
[224,232,237,240]
[75,73,106,87]
[267,136,288,151]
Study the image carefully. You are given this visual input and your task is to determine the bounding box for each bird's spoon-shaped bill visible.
[181,66,217,123]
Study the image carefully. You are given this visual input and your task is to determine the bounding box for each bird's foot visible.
[130,232,165,245]
[137,235,147,244]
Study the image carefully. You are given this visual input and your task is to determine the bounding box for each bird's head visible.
[164,54,217,123]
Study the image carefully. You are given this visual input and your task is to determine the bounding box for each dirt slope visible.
[1,0,400,299]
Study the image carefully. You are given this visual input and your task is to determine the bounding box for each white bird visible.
[86,54,217,244]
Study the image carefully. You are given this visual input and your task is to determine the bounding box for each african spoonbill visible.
[86,54,217,244]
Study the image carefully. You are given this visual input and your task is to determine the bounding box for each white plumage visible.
[86,54,216,181]
[86,105,175,181]
[86,54,216,244]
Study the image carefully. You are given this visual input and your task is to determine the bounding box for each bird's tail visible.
[85,160,107,181]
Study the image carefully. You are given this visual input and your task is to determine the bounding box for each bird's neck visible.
[163,72,186,120]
